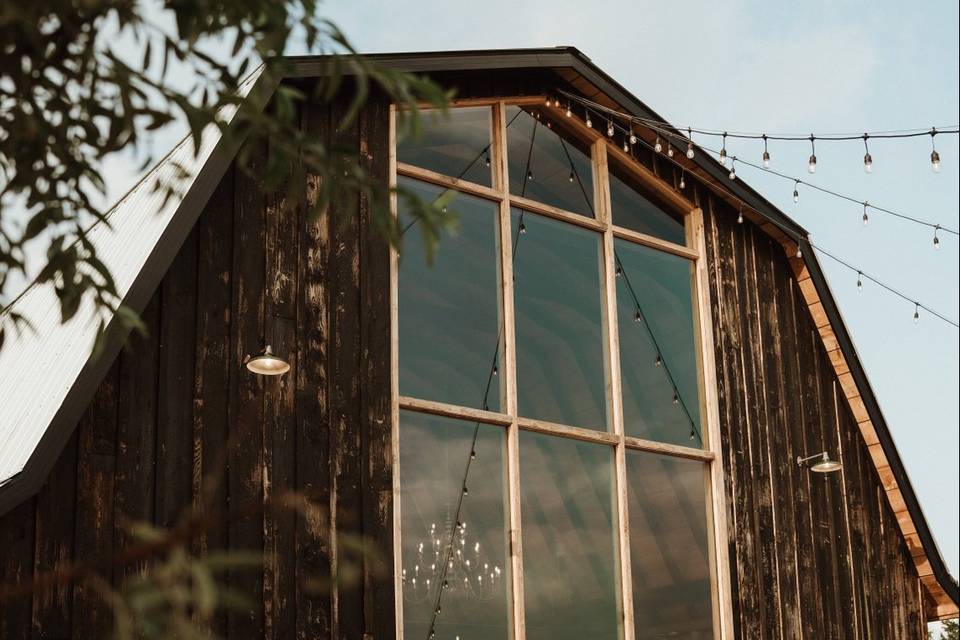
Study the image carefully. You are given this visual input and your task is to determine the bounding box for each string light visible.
[762,134,771,168]
[931,129,941,172]
[518,221,527,234]
[623,139,630,153]
[634,310,642,323]
[719,132,728,167]
[484,154,491,167]
[808,135,817,173]
[728,158,736,180]
[615,264,623,277]
[655,354,662,366]
[550,89,959,328]
[862,202,869,226]
[914,303,920,323]
[629,128,637,145]
[737,205,744,224]
[666,141,674,158]
[607,119,615,137]
[679,170,686,190]
[565,101,572,118]
[526,170,533,181]
[568,170,575,183]
[586,112,593,129]
[654,136,663,153]
[862,134,873,173]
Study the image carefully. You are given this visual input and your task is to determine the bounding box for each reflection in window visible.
[398,106,493,186]
[520,431,621,640]
[511,210,608,430]
[626,451,713,639]
[400,411,510,640]
[609,163,686,245]
[506,106,595,217]
[615,239,702,446]
[399,177,503,412]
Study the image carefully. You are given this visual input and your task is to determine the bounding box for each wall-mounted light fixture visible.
[244,345,290,376]
[796,451,843,474]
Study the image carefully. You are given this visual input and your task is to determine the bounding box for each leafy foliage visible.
[0,0,454,352]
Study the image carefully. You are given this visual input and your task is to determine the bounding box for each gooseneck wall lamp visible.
[796,451,843,474]
[244,345,290,376]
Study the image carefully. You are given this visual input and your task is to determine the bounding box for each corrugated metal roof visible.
[0,67,262,485]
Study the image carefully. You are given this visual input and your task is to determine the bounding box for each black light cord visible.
[557,89,959,236]
[811,244,959,328]
[614,253,704,444]
[551,93,959,329]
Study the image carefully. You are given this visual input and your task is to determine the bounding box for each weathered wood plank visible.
[156,230,199,529]
[114,295,160,582]
[227,136,268,638]
[71,362,119,640]
[295,98,334,640]
[262,130,300,640]
[0,499,35,640]
[359,95,396,640]
[328,94,365,640]
[31,433,78,637]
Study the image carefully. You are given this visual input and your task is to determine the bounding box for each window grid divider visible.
[391,99,734,640]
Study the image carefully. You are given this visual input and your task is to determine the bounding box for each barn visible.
[0,47,957,639]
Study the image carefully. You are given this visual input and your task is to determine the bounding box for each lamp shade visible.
[810,452,843,474]
[245,345,290,376]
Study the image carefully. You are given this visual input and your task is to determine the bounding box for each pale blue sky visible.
[6,0,958,579]
[331,0,960,577]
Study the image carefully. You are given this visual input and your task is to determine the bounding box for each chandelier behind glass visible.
[403,517,502,603]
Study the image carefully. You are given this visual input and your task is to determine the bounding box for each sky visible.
[5,0,958,583]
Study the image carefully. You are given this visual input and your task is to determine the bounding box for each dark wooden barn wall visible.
[699,196,926,639]
[0,94,394,640]
[0,68,930,640]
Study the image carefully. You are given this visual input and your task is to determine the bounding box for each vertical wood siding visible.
[0,72,927,639]
[0,94,393,640]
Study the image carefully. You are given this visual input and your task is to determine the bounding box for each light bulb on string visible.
[634,309,642,323]
[913,303,920,323]
[862,135,873,173]
[629,128,637,145]
[527,170,533,181]
[485,153,491,167]
[586,112,593,129]
[654,136,663,153]
[719,132,728,167]
[672,391,679,405]
[796,245,803,258]
[793,180,800,203]
[762,134,771,168]
[689,429,697,442]
[615,264,623,277]
[728,158,736,180]
[679,170,686,190]
[568,170,574,183]
[655,354,662,367]
[862,202,869,226]
[931,128,941,172]
[737,206,744,224]
[808,135,817,173]
[623,139,630,153]
[518,221,527,235]
[607,120,615,138]
[856,271,863,291]
[565,101,572,118]
[933,225,941,249]
[686,128,695,158]
[667,142,674,158]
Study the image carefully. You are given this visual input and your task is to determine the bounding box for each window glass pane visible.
[400,411,511,640]
[609,163,686,245]
[399,177,503,412]
[512,210,607,430]
[520,431,621,640]
[506,106,595,217]
[615,239,703,446]
[398,106,493,186]
[626,450,713,639]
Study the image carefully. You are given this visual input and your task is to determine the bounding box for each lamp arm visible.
[796,451,828,466]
